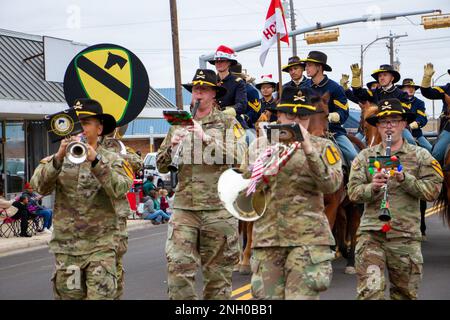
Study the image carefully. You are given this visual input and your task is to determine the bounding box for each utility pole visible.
[385,31,407,69]
[289,0,297,56]
[360,32,407,83]
[169,0,183,110]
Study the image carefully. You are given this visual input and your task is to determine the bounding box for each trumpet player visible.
[248,87,343,300]
[348,98,443,300]
[157,69,247,300]
[30,99,133,300]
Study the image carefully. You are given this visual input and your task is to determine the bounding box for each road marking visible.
[230,204,444,300]
[0,256,52,272]
[129,231,167,242]
[236,292,253,300]
[231,284,251,297]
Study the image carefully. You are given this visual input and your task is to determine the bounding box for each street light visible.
[360,33,407,84]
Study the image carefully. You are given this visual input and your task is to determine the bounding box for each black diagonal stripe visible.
[77,55,130,101]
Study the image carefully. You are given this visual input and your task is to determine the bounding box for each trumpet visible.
[168,100,201,173]
[66,135,88,164]
[218,141,300,221]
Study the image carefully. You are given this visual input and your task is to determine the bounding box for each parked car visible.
[143,152,170,189]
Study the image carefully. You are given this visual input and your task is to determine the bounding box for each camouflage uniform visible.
[348,141,443,300]
[101,137,143,299]
[248,135,343,300]
[157,107,247,300]
[30,145,133,300]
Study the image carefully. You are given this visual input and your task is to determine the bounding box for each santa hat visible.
[208,45,238,65]
[255,74,277,90]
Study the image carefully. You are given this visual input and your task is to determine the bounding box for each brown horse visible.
[360,101,382,147]
[435,94,450,227]
[308,93,366,274]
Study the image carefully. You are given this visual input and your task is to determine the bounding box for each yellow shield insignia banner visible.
[64,43,149,127]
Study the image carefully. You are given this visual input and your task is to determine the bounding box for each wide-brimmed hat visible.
[397,78,420,90]
[72,98,117,136]
[208,45,238,66]
[371,64,401,84]
[366,81,379,89]
[302,51,332,72]
[276,87,320,116]
[229,62,246,78]
[366,98,416,127]
[281,56,305,73]
[255,74,277,90]
[182,69,227,99]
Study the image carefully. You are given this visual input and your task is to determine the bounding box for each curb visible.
[0,220,155,257]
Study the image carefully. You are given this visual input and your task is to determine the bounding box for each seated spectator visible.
[141,190,171,224]
[136,170,145,180]
[12,195,31,237]
[22,182,53,234]
[159,189,170,214]
[143,177,156,197]
[0,190,18,217]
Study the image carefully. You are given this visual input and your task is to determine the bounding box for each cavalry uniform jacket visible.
[309,75,350,137]
[157,107,247,211]
[260,97,278,122]
[217,73,247,117]
[242,82,262,129]
[348,141,443,239]
[353,85,411,109]
[421,83,450,116]
[408,97,428,138]
[282,76,311,91]
[30,146,133,255]
[247,136,343,247]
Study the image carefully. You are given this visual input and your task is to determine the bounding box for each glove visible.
[340,74,349,90]
[350,63,361,88]
[409,121,419,130]
[421,63,435,88]
[222,107,236,117]
[328,112,340,123]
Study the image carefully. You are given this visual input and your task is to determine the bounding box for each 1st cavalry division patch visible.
[325,145,340,165]
[431,160,443,177]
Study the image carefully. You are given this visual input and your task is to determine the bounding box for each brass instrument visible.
[378,133,392,222]
[218,141,300,221]
[66,135,88,164]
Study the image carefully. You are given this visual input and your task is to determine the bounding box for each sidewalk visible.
[0,219,155,257]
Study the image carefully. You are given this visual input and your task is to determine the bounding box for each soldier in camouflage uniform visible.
[30,99,133,300]
[101,134,143,299]
[157,69,247,300]
[247,87,343,300]
[348,98,443,300]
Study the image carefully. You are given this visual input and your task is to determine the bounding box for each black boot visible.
[19,218,31,237]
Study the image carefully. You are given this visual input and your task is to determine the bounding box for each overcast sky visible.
[1,0,450,116]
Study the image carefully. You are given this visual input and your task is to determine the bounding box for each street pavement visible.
[0,213,449,300]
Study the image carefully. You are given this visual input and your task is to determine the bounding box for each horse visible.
[435,93,450,227]
[308,93,365,274]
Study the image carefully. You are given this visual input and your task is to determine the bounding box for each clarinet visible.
[378,134,392,222]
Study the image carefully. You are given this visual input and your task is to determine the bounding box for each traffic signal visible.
[304,28,339,44]
[422,13,450,30]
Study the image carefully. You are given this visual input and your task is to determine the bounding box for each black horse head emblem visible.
[104,52,128,70]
